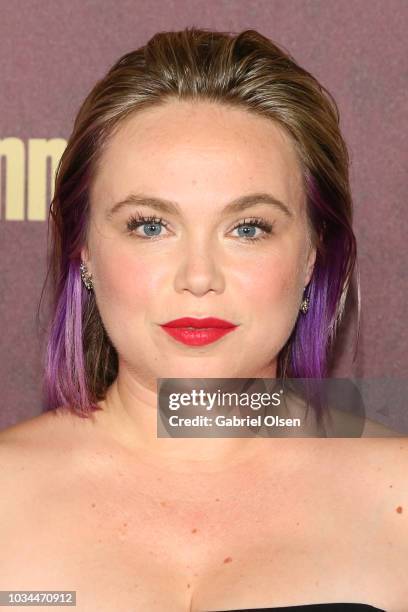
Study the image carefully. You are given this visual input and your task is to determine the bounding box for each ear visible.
[304,244,317,287]
[80,246,91,272]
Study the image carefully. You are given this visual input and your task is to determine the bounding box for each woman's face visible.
[83,100,316,387]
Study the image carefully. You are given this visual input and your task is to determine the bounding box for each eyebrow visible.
[106,192,293,219]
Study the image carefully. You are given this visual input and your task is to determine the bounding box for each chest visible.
[1,469,403,611]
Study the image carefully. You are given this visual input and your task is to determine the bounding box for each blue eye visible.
[126,214,274,242]
[126,214,168,238]
[232,218,274,241]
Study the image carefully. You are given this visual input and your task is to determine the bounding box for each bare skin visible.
[1,100,405,610]
[0,407,407,612]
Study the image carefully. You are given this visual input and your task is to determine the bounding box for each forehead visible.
[91,99,305,213]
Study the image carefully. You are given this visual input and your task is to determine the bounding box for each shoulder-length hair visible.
[41,27,358,419]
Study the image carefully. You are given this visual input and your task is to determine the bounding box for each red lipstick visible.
[160,317,238,346]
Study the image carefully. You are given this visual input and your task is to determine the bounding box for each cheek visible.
[91,248,161,319]
[236,250,304,310]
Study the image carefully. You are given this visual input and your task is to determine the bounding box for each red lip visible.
[162,317,236,329]
[160,317,238,346]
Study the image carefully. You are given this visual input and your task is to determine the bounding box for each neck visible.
[95,361,278,473]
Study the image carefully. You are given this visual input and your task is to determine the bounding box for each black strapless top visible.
[217,604,385,611]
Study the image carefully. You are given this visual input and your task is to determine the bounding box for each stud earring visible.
[80,261,94,291]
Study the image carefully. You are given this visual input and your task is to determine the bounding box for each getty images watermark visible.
[157,378,408,438]
[165,383,289,426]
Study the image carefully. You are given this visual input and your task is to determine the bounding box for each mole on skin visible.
[396,506,403,513]
[223,556,233,564]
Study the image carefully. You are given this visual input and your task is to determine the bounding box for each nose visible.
[173,236,225,296]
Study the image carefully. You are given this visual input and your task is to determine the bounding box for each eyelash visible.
[125,213,274,242]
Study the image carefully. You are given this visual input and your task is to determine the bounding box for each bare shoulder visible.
[0,408,98,500]
[0,408,80,455]
[361,415,404,437]
[0,405,122,495]
[323,404,404,438]
[0,410,67,488]
[338,437,408,606]
[348,436,408,525]
[0,405,102,448]
[309,435,408,564]
[367,437,408,547]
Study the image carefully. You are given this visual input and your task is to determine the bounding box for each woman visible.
[0,27,406,612]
